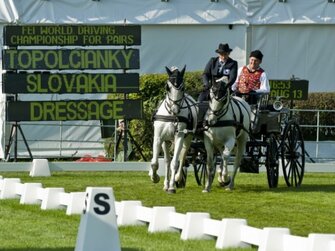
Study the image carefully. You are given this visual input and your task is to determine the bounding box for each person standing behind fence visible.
[198,43,238,101]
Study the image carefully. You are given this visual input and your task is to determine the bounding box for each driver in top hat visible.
[198,43,238,102]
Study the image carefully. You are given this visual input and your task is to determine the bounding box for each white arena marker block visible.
[75,187,120,251]
[216,218,250,249]
[117,200,144,226]
[148,206,177,233]
[66,192,86,215]
[330,239,335,251]
[258,227,290,251]
[20,183,43,204]
[30,159,51,177]
[307,233,335,251]
[181,212,211,240]
[41,187,65,210]
[0,178,21,199]
[283,234,308,251]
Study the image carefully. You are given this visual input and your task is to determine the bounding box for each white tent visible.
[0,0,334,159]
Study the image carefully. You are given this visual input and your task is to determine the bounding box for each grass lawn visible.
[0,170,335,250]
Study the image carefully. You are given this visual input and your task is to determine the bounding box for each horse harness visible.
[153,95,196,133]
[204,96,250,136]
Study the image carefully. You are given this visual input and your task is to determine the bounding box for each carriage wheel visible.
[281,121,305,187]
[193,154,217,188]
[175,165,187,188]
[265,133,279,188]
[193,157,207,186]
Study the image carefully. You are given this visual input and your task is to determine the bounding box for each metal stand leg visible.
[4,122,33,162]
[114,120,147,162]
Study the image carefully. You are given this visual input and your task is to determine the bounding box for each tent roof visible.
[1,0,335,25]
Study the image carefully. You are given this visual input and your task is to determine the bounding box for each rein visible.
[207,94,229,120]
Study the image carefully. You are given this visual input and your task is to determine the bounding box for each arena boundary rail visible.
[0,158,334,173]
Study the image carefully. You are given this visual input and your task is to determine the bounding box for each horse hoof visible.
[202,188,210,193]
[151,174,160,183]
[167,188,176,194]
[225,186,233,191]
[219,176,231,187]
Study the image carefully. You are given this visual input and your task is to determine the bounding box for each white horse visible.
[150,66,198,193]
[203,78,251,192]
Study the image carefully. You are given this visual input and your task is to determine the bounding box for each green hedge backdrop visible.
[106,71,335,161]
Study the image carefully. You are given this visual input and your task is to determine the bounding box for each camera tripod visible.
[112,119,147,161]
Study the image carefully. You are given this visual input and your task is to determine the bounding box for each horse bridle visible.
[208,83,230,119]
[164,80,185,114]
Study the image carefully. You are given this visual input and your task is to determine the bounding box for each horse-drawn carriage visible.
[190,93,305,190]
[150,66,305,193]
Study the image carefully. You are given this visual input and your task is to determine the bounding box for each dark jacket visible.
[202,56,238,89]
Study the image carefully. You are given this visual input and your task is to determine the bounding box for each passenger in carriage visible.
[232,50,270,130]
[231,49,270,104]
[198,43,238,102]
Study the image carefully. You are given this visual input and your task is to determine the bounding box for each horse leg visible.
[218,146,231,187]
[220,138,236,190]
[203,138,215,193]
[227,134,248,190]
[168,133,184,193]
[220,146,232,187]
[175,134,192,183]
[150,136,161,184]
[217,157,223,183]
[162,141,171,191]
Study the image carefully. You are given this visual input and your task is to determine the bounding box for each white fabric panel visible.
[17,121,105,158]
[254,0,333,24]
[0,0,335,25]
[251,24,335,92]
[0,93,5,159]
[2,0,335,25]
[0,0,17,23]
[8,0,245,24]
[141,24,246,73]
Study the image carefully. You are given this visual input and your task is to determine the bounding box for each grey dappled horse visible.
[203,78,251,192]
[150,66,198,193]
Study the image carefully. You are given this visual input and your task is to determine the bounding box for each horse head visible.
[208,77,230,125]
[164,65,186,115]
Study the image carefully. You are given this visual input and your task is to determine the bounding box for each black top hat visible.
[215,43,233,54]
[249,50,263,61]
